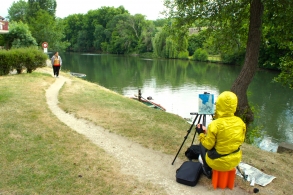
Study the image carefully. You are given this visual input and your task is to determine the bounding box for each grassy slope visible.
[0,71,164,195]
[58,70,293,195]
[1,68,292,194]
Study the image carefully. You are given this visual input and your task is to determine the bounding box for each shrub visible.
[187,33,206,56]
[22,48,48,73]
[192,48,208,61]
[177,51,189,60]
[9,49,25,74]
[0,50,12,76]
[0,48,48,75]
[221,51,245,65]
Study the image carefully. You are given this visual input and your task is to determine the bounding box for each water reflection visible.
[61,52,293,150]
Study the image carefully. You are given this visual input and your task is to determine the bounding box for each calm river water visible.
[60,52,293,152]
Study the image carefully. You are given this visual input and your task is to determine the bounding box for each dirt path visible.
[45,74,248,195]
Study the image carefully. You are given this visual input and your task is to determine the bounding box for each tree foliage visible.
[62,6,158,54]
[152,28,169,58]
[140,20,157,53]
[4,21,37,49]
[7,0,68,51]
[28,10,69,51]
[62,14,85,51]
[274,53,293,89]
[63,6,131,52]
[164,0,250,55]
[258,0,293,72]
[7,0,28,22]
[27,0,56,19]
[164,0,263,124]
[187,33,206,56]
[192,48,208,61]
[107,14,151,54]
[152,23,188,59]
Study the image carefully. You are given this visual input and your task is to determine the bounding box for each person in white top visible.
[51,51,62,77]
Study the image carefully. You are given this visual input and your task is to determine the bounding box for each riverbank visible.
[0,67,292,194]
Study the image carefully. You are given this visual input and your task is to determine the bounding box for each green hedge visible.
[0,48,48,76]
[0,50,10,75]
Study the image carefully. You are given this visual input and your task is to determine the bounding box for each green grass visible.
[58,78,190,154]
[1,67,293,195]
[0,71,164,194]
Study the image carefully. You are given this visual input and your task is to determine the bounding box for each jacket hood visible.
[214,91,237,118]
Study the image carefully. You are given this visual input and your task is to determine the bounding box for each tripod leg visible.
[191,114,202,145]
[203,114,206,126]
[171,114,199,165]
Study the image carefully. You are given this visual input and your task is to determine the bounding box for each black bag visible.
[176,161,202,186]
[185,145,201,160]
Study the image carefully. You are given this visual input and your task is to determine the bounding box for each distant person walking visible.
[51,52,62,77]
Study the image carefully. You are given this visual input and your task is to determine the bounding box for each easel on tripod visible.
[171,113,213,165]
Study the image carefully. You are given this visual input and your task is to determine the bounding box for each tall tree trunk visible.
[231,0,264,124]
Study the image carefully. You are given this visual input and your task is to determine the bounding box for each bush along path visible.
[45,73,248,195]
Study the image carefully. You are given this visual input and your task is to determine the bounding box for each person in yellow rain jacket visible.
[51,51,62,77]
[196,91,246,179]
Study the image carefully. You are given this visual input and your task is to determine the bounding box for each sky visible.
[0,0,166,20]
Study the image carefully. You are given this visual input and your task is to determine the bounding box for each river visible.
[59,52,293,152]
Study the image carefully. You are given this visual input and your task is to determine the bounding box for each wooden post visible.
[138,89,142,101]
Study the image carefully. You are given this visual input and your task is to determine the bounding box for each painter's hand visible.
[196,124,204,134]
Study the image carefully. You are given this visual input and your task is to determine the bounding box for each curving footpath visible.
[45,74,248,195]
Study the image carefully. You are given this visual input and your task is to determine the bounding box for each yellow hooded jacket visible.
[199,91,246,171]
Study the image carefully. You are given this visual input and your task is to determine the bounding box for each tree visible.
[153,18,168,28]
[152,28,169,58]
[106,14,134,54]
[230,0,263,123]
[63,14,85,51]
[28,10,69,51]
[7,0,28,22]
[88,6,129,28]
[164,0,293,124]
[152,17,189,59]
[7,0,68,51]
[93,25,106,51]
[76,6,130,52]
[274,55,293,89]
[139,20,156,53]
[188,33,206,56]
[62,6,157,53]
[62,6,130,52]
[27,0,56,19]
[74,30,91,52]
[111,14,150,54]
[260,1,293,88]
[4,21,37,49]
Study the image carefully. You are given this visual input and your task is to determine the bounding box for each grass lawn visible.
[0,70,163,194]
